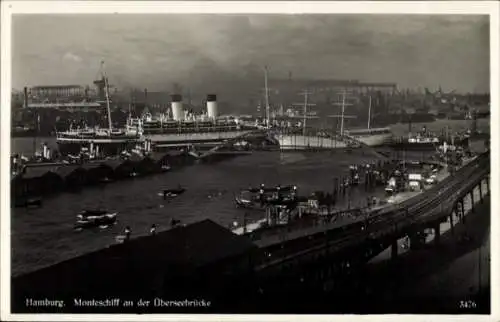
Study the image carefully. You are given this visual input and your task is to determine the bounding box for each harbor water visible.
[10,119,488,277]
[11,149,389,277]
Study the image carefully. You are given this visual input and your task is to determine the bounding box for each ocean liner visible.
[126,94,258,150]
[56,62,143,156]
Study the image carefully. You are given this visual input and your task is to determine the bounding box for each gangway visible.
[188,130,266,159]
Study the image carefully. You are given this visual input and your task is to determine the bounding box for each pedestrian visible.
[150,224,157,236]
[124,226,131,241]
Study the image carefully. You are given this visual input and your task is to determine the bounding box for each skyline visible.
[12,14,490,93]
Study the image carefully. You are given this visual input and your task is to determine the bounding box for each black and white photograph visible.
[1,1,498,319]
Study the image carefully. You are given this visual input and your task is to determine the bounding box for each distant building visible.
[22,82,103,110]
[265,78,397,117]
[29,85,87,98]
[269,78,397,96]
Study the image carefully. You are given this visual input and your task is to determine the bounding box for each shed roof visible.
[12,219,257,298]
[55,165,86,178]
[101,159,124,170]
[127,219,257,268]
[22,166,60,179]
[147,152,167,162]
[80,162,105,170]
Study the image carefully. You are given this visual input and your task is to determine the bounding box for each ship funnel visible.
[206,94,218,119]
[171,94,184,121]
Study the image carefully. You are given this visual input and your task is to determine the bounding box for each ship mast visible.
[128,90,132,120]
[294,90,315,136]
[303,91,308,135]
[101,61,113,131]
[329,89,355,136]
[33,113,39,157]
[264,66,270,127]
[367,95,372,130]
[340,90,346,135]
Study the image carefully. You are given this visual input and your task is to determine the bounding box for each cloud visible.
[62,52,83,63]
[12,14,490,93]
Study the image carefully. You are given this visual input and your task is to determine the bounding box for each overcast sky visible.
[12,14,490,93]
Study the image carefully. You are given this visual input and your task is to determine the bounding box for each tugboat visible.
[75,210,118,229]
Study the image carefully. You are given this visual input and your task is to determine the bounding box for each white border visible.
[1,1,499,321]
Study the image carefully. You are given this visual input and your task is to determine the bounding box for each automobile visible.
[425,174,438,185]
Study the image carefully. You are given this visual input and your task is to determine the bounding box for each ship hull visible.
[276,134,348,150]
[146,130,254,148]
[352,133,393,147]
[387,142,440,150]
[56,138,142,156]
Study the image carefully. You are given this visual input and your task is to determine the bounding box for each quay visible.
[11,150,490,314]
[10,148,266,205]
[10,151,195,203]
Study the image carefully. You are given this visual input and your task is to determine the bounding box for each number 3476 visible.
[459,300,477,309]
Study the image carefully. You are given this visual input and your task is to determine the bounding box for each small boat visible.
[75,210,118,229]
[234,192,256,208]
[171,218,182,227]
[160,186,186,198]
